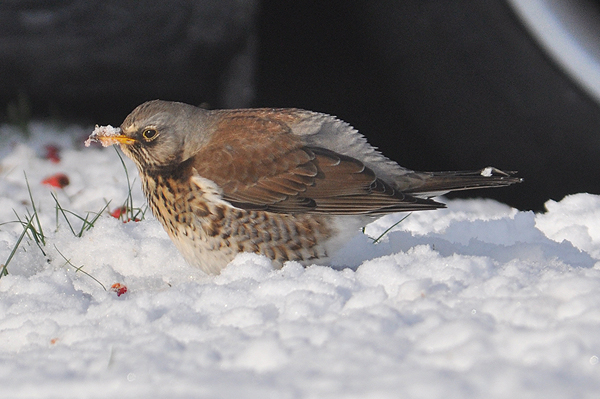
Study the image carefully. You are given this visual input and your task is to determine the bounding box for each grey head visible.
[118,100,213,170]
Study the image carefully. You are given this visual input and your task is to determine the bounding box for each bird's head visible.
[86,100,213,171]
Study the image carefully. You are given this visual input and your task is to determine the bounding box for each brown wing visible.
[191,110,443,214]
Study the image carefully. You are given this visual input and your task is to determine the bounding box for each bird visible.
[86,100,521,274]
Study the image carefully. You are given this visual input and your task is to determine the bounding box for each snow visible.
[2,122,600,398]
[85,124,122,147]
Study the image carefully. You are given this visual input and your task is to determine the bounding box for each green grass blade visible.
[51,192,76,236]
[114,147,134,219]
[24,172,45,245]
[53,244,106,291]
[77,201,111,235]
[371,213,412,244]
[52,193,112,237]
[113,147,146,223]
[0,214,35,278]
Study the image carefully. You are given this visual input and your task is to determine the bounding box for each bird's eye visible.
[142,128,159,141]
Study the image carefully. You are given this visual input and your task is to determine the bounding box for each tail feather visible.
[404,167,522,198]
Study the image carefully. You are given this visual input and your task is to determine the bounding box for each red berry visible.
[110,207,140,223]
[44,145,61,163]
[41,173,70,188]
[110,207,127,219]
[110,283,127,297]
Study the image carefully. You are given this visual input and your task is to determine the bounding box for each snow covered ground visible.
[1,122,600,398]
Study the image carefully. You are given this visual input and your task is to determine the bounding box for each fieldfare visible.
[86,100,521,274]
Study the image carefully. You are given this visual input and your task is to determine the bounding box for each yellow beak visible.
[97,134,137,146]
[85,125,137,147]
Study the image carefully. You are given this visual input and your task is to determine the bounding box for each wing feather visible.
[191,110,443,214]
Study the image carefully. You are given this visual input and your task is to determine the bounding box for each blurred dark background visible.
[2,0,600,211]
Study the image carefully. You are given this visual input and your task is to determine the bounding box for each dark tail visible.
[404,167,522,197]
